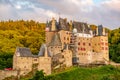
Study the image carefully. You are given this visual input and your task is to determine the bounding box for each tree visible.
[31,70,45,80]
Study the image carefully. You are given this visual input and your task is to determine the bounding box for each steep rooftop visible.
[48,33,62,46]
[38,44,51,57]
[73,21,90,34]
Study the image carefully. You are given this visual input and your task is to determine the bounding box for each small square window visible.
[83,43,85,46]
[34,59,37,61]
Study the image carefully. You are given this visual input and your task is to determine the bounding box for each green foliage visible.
[28,65,120,80]
[0,20,45,69]
[46,66,120,80]
[90,24,97,31]
[30,70,45,80]
[109,28,120,63]
[0,52,13,69]
[0,20,45,54]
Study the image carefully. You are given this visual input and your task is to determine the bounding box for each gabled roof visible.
[38,44,51,57]
[48,33,62,46]
[16,47,33,57]
[73,21,90,34]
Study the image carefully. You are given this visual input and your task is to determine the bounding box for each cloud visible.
[0,0,120,29]
[102,0,120,12]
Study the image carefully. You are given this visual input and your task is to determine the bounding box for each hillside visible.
[29,65,120,80]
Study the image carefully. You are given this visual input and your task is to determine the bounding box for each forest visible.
[0,20,120,70]
[0,20,45,69]
[109,28,120,63]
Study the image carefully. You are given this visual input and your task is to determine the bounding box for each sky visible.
[0,0,120,29]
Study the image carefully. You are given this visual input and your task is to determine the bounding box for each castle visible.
[13,17,109,75]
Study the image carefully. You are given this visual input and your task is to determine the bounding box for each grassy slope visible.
[46,65,120,80]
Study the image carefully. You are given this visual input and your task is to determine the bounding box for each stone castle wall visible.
[0,70,17,80]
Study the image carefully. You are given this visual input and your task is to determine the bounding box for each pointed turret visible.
[38,44,51,57]
[48,33,62,46]
[44,45,48,57]
[46,20,50,31]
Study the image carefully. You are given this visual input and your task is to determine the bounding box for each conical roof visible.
[38,44,51,57]
[48,33,62,46]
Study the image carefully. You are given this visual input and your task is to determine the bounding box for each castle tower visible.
[92,33,109,64]
[38,44,51,75]
[48,33,62,56]
[45,18,56,45]
[51,17,56,31]
[62,44,72,67]
[98,25,103,36]
[13,47,33,75]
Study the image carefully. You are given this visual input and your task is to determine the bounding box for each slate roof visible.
[38,44,51,57]
[57,18,70,31]
[48,33,62,46]
[16,47,33,57]
[46,18,92,33]
[72,21,90,34]
[46,18,70,31]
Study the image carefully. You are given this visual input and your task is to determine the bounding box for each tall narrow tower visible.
[51,17,56,31]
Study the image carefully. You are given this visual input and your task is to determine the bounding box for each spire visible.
[38,44,51,57]
[44,45,48,57]
[46,20,49,27]
[46,20,50,31]
[58,12,61,19]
